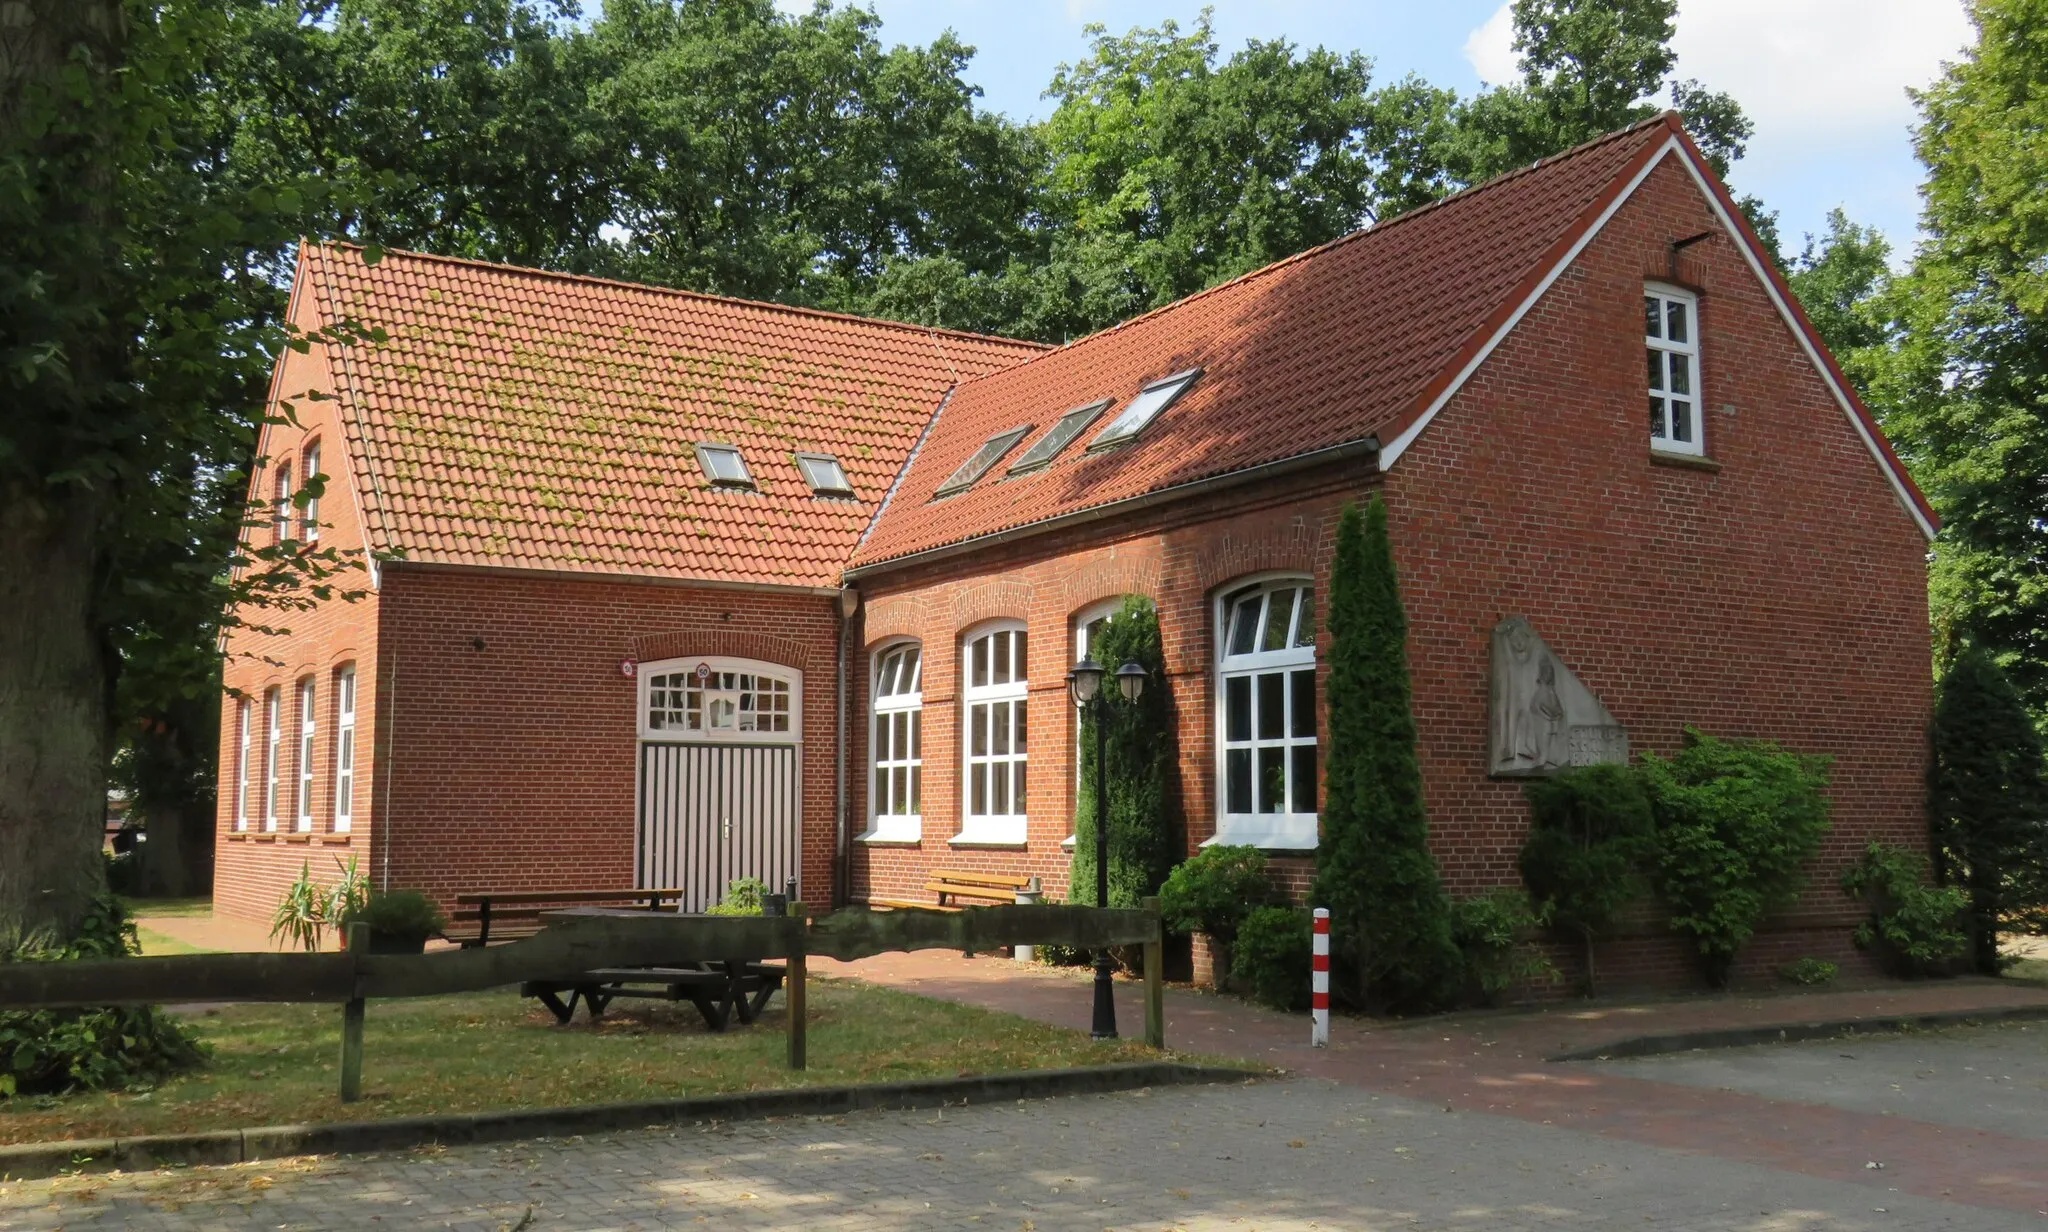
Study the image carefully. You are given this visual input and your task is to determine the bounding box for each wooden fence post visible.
[786,905,807,1071]
[1140,896,1164,1050]
[339,923,368,1103]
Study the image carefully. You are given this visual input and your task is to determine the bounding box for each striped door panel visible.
[637,742,801,913]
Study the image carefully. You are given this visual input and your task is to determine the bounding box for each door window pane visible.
[1261,589,1296,652]
[1291,745,1318,814]
[1258,747,1286,813]
[1291,669,1316,738]
[1227,749,1252,813]
[1226,676,1251,742]
[1257,672,1285,739]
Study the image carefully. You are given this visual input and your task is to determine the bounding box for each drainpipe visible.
[834,586,858,907]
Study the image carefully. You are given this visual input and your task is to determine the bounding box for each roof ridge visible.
[308,242,1051,356]
[942,112,1678,389]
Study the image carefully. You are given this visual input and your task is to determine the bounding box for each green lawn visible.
[2010,956,2048,984]
[0,980,1194,1145]
[133,927,206,957]
[120,897,213,920]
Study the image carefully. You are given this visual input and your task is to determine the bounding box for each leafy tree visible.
[1840,842,1970,978]
[1518,763,1654,994]
[1070,597,1176,910]
[1639,731,1833,985]
[1929,645,2048,971]
[1312,498,1460,1012]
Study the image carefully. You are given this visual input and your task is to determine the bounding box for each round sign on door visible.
[637,657,802,912]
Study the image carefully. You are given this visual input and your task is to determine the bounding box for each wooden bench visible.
[870,870,1036,913]
[446,888,684,948]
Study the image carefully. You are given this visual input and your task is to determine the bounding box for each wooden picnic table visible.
[517,907,787,1031]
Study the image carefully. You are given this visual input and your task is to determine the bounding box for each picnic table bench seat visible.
[444,888,684,948]
[870,869,1035,912]
[520,960,785,1031]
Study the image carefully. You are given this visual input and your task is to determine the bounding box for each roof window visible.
[934,426,1031,498]
[1007,400,1110,476]
[1089,369,1201,452]
[795,452,855,498]
[695,443,755,490]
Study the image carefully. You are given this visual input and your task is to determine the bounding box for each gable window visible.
[935,426,1031,498]
[1216,579,1318,849]
[301,442,322,542]
[334,665,356,833]
[273,462,293,543]
[1008,401,1110,476]
[234,699,251,832]
[1090,369,1200,452]
[695,443,755,490]
[295,678,316,832]
[643,660,796,741]
[958,624,1028,845]
[1646,285,1703,456]
[863,643,923,843]
[263,687,281,832]
[795,452,855,498]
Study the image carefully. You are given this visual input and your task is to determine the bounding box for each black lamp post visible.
[1067,655,1149,1040]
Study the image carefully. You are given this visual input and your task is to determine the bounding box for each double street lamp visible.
[1066,655,1149,1040]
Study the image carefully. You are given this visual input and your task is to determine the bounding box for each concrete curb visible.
[1548,1002,2048,1062]
[0,1062,1251,1182]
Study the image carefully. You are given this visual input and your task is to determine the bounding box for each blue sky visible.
[780,0,1977,261]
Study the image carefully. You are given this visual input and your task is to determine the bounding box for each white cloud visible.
[1463,0,1974,141]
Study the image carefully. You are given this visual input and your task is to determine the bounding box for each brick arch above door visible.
[629,630,818,676]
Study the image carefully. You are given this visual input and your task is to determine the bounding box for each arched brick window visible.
[1215,577,1318,848]
[862,641,923,843]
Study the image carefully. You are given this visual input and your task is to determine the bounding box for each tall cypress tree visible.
[1312,497,1459,1011]
[1930,645,2048,972]
[1070,597,1176,908]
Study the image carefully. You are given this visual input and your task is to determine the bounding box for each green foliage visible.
[1070,597,1176,910]
[1450,889,1555,1006]
[1639,732,1833,985]
[1313,499,1460,1012]
[339,890,448,940]
[1779,958,1838,986]
[1842,843,1970,977]
[705,877,769,917]
[1929,645,2048,972]
[1231,906,1313,1012]
[0,896,205,1098]
[1519,763,1654,993]
[1157,845,1270,941]
[327,855,371,929]
[270,862,329,953]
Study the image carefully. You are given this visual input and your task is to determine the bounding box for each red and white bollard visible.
[1311,907,1330,1047]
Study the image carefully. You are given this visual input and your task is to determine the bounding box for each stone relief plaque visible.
[1489,616,1627,776]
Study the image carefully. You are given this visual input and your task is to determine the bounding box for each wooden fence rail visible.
[0,903,1166,1101]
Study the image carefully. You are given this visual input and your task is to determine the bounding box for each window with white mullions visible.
[864,643,923,842]
[1216,579,1318,848]
[234,700,251,832]
[959,625,1028,845]
[296,678,316,832]
[263,687,281,832]
[334,665,356,833]
[1646,285,1703,455]
[647,667,793,737]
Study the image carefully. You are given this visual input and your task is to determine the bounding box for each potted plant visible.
[339,890,448,955]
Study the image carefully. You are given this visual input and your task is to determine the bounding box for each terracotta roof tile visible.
[302,245,1045,588]
[849,116,1674,570]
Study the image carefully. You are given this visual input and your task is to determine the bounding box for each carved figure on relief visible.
[1489,616,1628,776]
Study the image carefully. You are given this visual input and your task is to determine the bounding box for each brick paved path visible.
[0,1076,2027,1230]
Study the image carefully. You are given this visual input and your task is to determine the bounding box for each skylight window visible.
[695,443,755,490]
[795,452,855,498]
[1089,369,1201,452]
[1007,400,1110,476]
[933,426,1031,498]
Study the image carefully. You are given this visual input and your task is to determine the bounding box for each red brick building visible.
[218,116,1935,985]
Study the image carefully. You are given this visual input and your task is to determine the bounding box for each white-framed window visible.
[641,657,800,742]
[1090,369,1200,452]
[1646,284,1703,456]
[334,665,356,833]
[862,642,923,843]
[1215,578,1318,848]
[301,442,322,542]
[263,687,281,832]
[273,462,293,543]
[957,623,1028,845]
[295,678,316,832]
[234,699,251,832]
[935,427,1031,498]
[795,452,855,498]
[695,443,755,490]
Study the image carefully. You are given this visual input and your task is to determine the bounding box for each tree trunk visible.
[0,486,111,952]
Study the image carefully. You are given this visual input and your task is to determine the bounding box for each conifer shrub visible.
[1518,763,1655,994]
[0,897,205,1097]
[1841,842,1969,977]
[1929,646,2048,972]
[1231,905,1313,1012]
[1158,844,1270,942]
[1070,597,1177,908]
[1639,731,1832,986]
[1311,497,1459,1012]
